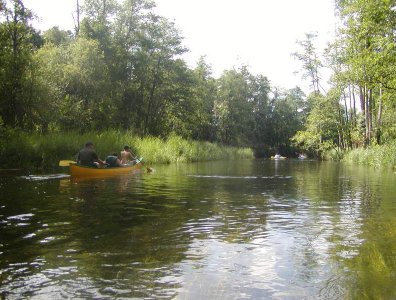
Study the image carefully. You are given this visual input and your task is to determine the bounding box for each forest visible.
[1,0,395,168]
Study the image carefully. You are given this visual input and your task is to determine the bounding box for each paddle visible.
[135,157,153,173]
[59,160,76,167]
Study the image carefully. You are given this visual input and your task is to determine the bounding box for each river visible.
[1,160,395,299]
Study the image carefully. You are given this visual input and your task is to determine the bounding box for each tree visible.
[259,87,306,154]
[214,66,255,146]
[189,57,217,141]
[43,26,73,45]
[34,38,111,130]
[292,32,324,95]
[0,0,41,128]
[250,74,272,152]
[127,16,187,135]
[334,0,396,145]
[292,92,343,157]
[80,0,118,67]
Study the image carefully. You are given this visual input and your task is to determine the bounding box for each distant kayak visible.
[298,154,307,160]
[270,156,286,160]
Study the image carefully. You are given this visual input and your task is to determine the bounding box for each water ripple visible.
[1,161,395,299]
[20,174,70,181]
[188,175,293,179]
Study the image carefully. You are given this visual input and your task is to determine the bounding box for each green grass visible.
[0,129,254,170]
[342,141,396,168]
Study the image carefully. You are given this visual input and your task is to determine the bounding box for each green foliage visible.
[215,67,255,146]
[1,0,395,167]
[34,37,112,130]
[291,92,342,158]
[331,0,396,146]
[0,129,253,170]
[343,140,396,168]
[0,126,39,169]
[213,66,306,151]
[43,26,73,45]
[134,133,253,164]
[0,0,40,128]
[0,0,315,158]
[187,57,217,141]
[379,92,396,143]
[291,1,396,162]
[292,32,323,94]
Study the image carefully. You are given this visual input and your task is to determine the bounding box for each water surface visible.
[1,160,395,299]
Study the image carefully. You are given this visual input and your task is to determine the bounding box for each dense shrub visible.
[343,141,396,168]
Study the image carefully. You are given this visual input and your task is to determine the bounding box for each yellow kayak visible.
[69,162,143,177]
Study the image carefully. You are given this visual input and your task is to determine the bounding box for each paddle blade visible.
[59,160,76,166]
[136,157,152,173]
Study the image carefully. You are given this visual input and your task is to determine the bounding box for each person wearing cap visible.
[77,141,105,167]
[120,145,137,165]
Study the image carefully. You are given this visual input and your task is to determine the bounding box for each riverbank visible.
[0,129,253,171]
[342,141,396,168]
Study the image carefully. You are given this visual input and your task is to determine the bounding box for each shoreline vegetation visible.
[2,1,396,172]
[0,129,253,171]
[1,128,394,172]
[342,141,396,169]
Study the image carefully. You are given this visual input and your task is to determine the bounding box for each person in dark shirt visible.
[105,152,123,167]
[77,141,105,167]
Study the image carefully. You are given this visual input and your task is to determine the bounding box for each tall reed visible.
[342,141,396,168]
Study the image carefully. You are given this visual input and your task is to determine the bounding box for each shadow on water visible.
[0,159,395,299]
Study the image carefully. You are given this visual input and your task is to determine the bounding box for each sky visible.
[24,0,336,91]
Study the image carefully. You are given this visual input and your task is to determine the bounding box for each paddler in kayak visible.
[120,145,137,165]
[77,141,105,168]
[105,152,124,167]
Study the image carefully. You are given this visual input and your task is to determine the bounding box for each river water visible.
[0,160,395,299]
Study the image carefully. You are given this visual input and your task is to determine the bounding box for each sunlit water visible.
[1,160,395,299]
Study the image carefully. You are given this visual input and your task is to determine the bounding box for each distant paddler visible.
[271,153,286,160]
[297,153,307,160]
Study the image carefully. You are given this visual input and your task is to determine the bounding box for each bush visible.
[343,141,396,168]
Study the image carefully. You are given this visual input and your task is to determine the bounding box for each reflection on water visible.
[20,174,71,181]
[1,160,396,299]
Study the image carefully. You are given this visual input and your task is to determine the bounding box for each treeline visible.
[0,0,307,158]
[292,0,396,159]
[1,0,396,164]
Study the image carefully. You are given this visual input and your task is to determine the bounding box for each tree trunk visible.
[376,87,382,144]
[74,0,80,36]
[351,85,357,128]
[343,92,352,149]
[368,88,373,144]
[143,56,162,135]
[360,85,371,146]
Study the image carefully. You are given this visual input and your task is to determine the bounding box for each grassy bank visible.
[342,141,396,168]
[0,129,253,171]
